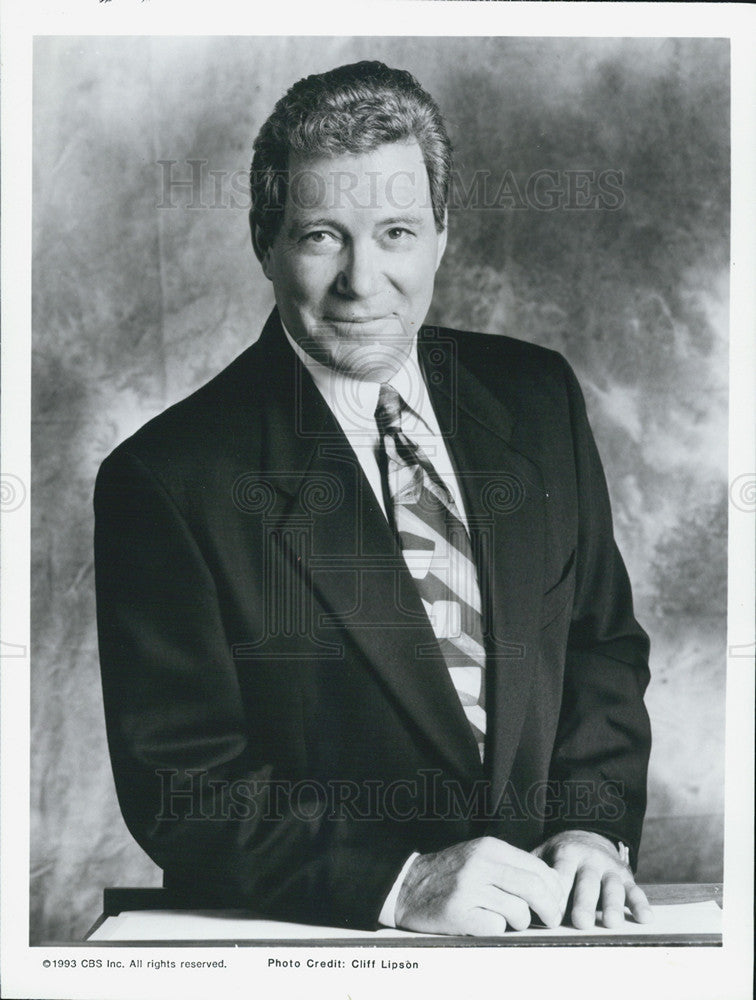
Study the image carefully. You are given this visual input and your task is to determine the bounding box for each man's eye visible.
[304,231,335,244]
[386,227,412,240]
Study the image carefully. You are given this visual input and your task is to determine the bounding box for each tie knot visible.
[375,383,404,436]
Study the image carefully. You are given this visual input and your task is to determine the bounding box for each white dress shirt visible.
[282,325,469,528]
[282,324,468,926]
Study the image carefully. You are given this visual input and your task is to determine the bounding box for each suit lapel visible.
[256,313,483,781]
[420,329,547,792]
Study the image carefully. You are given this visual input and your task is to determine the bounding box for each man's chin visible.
[300,318,413,381]
[329,340,411,382]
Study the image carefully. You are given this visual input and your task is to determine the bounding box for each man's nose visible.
[334,242,382,298]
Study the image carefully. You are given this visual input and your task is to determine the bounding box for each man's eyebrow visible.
[377,215,426,228]
[285,216,341,235]
[284,214,428,237]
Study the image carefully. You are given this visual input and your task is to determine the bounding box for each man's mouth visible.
[324,315,389,324]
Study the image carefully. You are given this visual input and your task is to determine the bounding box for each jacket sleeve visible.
[544,357,652,869]
[94,446,410,929]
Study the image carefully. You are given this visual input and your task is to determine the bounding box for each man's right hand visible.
[394,836,567,935]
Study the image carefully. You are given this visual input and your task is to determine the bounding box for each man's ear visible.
[435,210,448,271]
[249,210,272,276]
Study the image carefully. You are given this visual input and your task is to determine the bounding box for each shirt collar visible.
[282,321,434,435]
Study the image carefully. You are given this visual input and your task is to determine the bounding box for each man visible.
[94,61,652,936]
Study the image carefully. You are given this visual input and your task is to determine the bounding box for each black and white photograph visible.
[1,5,754,1000]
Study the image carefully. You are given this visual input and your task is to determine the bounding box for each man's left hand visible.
[532,830,653,929]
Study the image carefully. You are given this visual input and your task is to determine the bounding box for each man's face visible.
[260,140,447,381]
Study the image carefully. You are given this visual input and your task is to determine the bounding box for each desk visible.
[84,884,722,947]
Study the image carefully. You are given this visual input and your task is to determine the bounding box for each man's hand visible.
[394,836,568,935]
[532,830,653,929]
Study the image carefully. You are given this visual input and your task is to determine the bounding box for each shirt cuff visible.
[378,852,420,928]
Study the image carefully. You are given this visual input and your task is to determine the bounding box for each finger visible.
[625,882,654,924]
[477,885,532,931]
[600,871,626,928]
[461,906,509,936]
[487,865,563,928]
[570,866,602,929]
[550,858,578,916]
[493,843,567,908]
[551,857,579,896]
[483,837,567,905]
[537,858,571,910]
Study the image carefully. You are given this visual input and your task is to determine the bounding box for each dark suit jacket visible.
[94,308,651,929]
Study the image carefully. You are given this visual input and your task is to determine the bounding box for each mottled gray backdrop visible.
[31,36,729,943]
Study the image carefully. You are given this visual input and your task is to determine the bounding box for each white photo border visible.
[2,3,753,999]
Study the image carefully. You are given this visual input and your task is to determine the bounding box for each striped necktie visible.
[375,382,487,760]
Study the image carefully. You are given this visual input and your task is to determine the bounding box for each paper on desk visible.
[89,901,721,941]
[512,900,722,938]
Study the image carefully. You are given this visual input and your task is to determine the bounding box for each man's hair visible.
[249,61,452,255]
